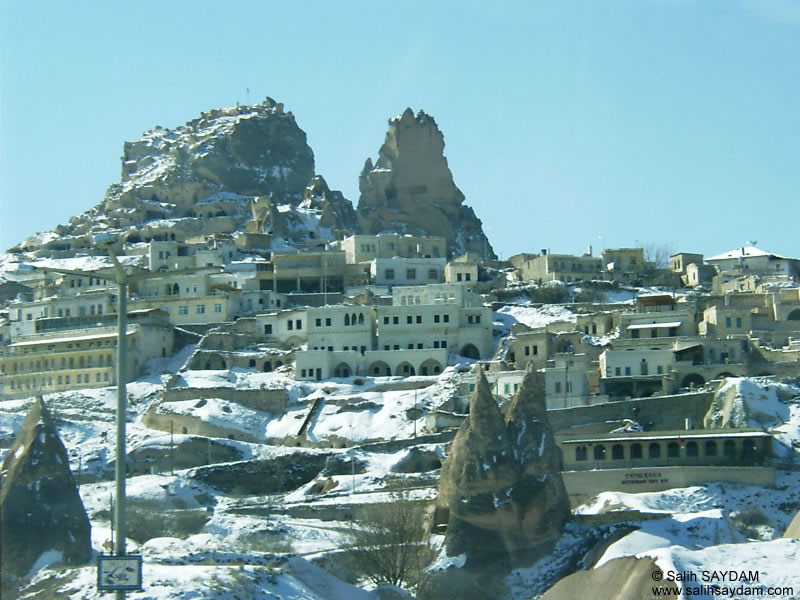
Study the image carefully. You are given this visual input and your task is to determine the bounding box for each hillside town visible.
[1,101,799,599]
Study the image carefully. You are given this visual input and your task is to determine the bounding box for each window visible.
[417,343,423,349]
[288,320,293,330]
[79,306,87,316]
[385,269,395,280]
[735,317,742,328]
[428,269,438,280]
[532,345,538,355]
[197,304,206,314]
[393,316,399,325]
[407,316,413,324]
[316,318,322,327]
[705,440,717,456]
[406,269,416,280]
[433,341,440,348]
[555,382,561,393]
[624,367,631,376]
[612,444,624,460]
[457,273,463,281]
[265,324,273,334]
[593,445,606,460]
[614,367,621,376]
[443,314,449,323]
[667,442,680,458]
[525,346,530,356]
[575,446,587,461]
[296,320,302,330]
[725,317,732,328]
[408,344,414,349]
[214,303,222,313]
[179,305,189,315]
[434,314,440,323]
[383,316,390,324]
[416,315,422,323]
[325,318,332,326]
[441,340,447,348]
[648,443,661,458]
[686,441,698,457]
[631,443,642,459]
[465,273,471,281]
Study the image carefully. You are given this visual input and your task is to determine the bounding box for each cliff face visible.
[16,98,358,255]
[356,109,495,258]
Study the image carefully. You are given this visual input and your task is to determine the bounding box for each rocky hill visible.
[11,101,494,259]
[357,108,496,259]
[14,98,358,255]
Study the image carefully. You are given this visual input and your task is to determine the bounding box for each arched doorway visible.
[787,308,800,321]
[419,359,443,376]
[459,344,480,359]
[397,362,416,377]
[369,361,391,377]
[333,362,351,378]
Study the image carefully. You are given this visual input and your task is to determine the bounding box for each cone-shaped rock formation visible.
[437,365,569,567]
[0,397,91,577]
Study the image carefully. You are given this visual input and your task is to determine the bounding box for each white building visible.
[371,257,447,287]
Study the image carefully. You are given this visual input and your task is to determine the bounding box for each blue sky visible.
[2,1,799,260]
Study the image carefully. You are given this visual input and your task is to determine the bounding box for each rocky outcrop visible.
[356,108,495,258]
[436,366,569,570]
[15,98,357,255]
[539,556,678,600]
[0,397,91,577]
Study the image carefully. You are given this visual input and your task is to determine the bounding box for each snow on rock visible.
[593,509,743,568]
[495,304,577,330]
[705,377,798,430]
[643,538,800,599]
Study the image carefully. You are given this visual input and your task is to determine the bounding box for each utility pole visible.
[413,390,417,439]
[41,242,216,599]
[170,421,174,476]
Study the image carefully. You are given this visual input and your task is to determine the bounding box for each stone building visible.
[0,309,173,398]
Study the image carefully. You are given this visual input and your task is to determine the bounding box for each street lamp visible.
[42,242,214,598]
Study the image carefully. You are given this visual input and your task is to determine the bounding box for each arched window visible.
[344,314,350,326]
[358,313,364,325]
[612,444,624,460]
[631,443,643,459]
[705,440,717,456]
[686,441,698,457]
[648,443,661,458]
[576,446,587,461]
[723,440,736,458]
[593,445,606,460]
[667,442,680,458]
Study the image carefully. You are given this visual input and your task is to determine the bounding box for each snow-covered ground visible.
[3,352,800,599]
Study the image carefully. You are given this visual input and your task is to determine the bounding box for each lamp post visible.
[42,246,214,599]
